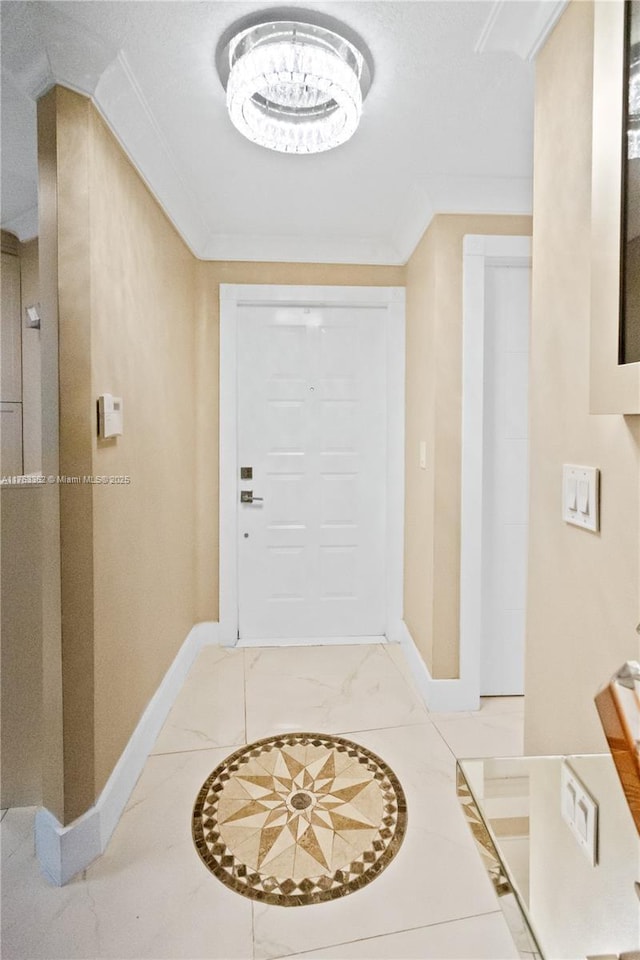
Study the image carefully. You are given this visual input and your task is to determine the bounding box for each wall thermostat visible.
[98,393,123,439]
[24,304,41,329]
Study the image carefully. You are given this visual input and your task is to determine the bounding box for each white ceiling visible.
[0,0,566,264]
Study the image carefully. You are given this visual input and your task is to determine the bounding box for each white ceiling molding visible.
[2,3,119,101]
[425,174,533,215]
[200,232,404,266]
[475,0,568,61]
[93,53,212,257]
[1,206,39,243]
[42,4,119,96]
[391,175,533,265]
[1,69,39,240]
[390,181,436,265]
[0,5,53,101]
[3,59,53,103]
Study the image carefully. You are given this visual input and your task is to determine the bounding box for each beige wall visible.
[525,1,640,754]
[38,89,65,822]
[404,213,532,678]
[38,88,198,818]
[1,486,43,807]
[194,260,405,623]
[0,234,43,808]
[89,101,198,796]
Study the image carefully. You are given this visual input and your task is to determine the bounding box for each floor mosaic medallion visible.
[192,732,408,906]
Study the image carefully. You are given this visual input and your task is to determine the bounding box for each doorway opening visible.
[460,236,532,703]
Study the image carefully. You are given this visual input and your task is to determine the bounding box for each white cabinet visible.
[1,402,23,475]
[1,252,23,473]
[1,252,22,402]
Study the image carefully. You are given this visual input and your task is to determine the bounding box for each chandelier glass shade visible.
[225,21,366,154]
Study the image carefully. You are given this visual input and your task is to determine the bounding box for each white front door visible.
[480,263,530,695]
[236,303,387,640]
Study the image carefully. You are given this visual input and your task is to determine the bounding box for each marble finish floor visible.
[1,643,524,960]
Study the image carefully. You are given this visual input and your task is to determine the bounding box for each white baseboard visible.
[396,620,480,713]
[35,805,102,887]
[35,621,220,886]
[236,635,387,648]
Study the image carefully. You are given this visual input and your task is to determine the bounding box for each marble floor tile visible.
[1,749,253,960]
[280,910,520,959]
[382,643,429,702]
[151,646,245,755]
[252,723,505,960]
[430,709,524,759]
[2,641,524,960]
[245,644,430,743]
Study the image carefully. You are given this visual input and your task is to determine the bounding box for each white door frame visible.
[219,284,406,646]
[459,235,532,708]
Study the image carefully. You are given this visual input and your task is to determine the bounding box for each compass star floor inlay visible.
[192,732,408,906]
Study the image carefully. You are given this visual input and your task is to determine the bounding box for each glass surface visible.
[457,755,640,960]
[622,0,640,364]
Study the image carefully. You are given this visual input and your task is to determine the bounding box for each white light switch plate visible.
[563,464,599,531]
[561,761,598,865]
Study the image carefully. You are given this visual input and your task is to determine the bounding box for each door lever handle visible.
[240,490,264,504]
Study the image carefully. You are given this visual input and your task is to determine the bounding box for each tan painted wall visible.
[403,224,437,672]
[404,213,532,678]
[525,1,640,755]
[194,260,405,623]
[38,89,65,822]
[88,102,198,796]
[39,88,198,817]
[0,235,43,808]
[1,486,43,807]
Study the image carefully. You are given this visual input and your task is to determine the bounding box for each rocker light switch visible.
[563,465,599,532]
[561,761,599,865]
[577,480,589,514]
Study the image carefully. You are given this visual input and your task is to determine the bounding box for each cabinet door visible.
[1,252,22,403]
[1,402,23,475]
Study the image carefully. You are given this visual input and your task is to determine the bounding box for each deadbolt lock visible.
[240,466,253,480]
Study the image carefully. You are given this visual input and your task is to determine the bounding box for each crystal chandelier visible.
[222,20,369,155]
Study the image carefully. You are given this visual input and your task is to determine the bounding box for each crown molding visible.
[199,231,404,265]
[93,53,212,256]
[475,0,568,61]
[391,175,533,264]
[1,206,39,243]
